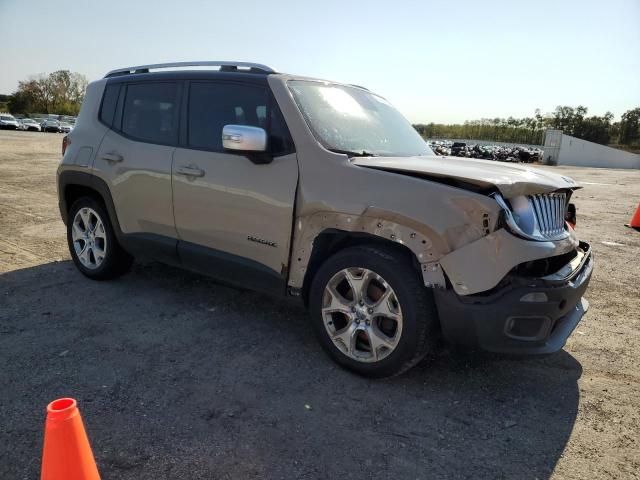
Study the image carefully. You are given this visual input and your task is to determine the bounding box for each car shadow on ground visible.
[0,260,582,479]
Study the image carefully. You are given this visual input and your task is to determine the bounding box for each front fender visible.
[287,206,490,289]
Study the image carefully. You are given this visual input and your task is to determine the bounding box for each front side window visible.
[187,82,293,155]
[122,82,179,144]
[288,81,432,157]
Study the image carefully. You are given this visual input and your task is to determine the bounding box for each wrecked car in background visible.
[429,140,543,163]
[57,61,593,377]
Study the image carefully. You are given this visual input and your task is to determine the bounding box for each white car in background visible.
[19,118,42,132]
[0,114,20,130]
[60,122,73,133]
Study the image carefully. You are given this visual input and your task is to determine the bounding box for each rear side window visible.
[187,82,294,155]
[99,84,120,127]
[122,82,180,145]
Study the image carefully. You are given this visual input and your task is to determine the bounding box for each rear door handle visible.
[176,166,205,178]
[101,152,123,163]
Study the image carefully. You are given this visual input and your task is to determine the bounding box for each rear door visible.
[172,81,298,292]
[94,81,181,258]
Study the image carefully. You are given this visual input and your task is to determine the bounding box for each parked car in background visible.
[429,141,543,163]
[19,118,42,132]
[59,122,73,133]
[450,142,467,156]
[42,119,62,132]
[0,114,20,130]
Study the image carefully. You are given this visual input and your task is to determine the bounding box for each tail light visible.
[62,135,70,156]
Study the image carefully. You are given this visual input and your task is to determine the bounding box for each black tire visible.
[309,245,438,378]
[67,196,132,280]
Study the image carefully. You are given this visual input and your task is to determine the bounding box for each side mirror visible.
[222,125,267,152]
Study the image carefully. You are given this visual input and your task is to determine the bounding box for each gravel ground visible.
[1,130,639,479]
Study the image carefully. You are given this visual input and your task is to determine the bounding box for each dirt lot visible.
[1,130,639,479]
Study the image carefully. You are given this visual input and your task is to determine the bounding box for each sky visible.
[1,0,638,123]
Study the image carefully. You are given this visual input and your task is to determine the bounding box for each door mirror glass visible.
[222,125,267,152]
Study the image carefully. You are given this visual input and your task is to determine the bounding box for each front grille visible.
[530,192,567,239]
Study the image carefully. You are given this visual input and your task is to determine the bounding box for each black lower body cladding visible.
[434,243,593,354]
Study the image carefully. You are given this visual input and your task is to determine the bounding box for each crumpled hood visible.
[351,155,579,197]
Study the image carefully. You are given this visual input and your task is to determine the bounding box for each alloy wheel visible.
[71,207,107,270]
[321,267,403,363]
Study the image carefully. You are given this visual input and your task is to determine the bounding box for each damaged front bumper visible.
[434,241,593,354]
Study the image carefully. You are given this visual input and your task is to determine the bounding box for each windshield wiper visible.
[328,148,377,158]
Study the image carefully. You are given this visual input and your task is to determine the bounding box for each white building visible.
[543,130,640,169]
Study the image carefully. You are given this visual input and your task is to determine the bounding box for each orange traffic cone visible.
[625,203,640,231]
[41,398,100,480]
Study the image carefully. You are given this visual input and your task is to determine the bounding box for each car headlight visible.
[493,193,571,242]
[508,195,537,236]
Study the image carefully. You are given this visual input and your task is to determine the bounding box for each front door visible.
[172,81,298,293]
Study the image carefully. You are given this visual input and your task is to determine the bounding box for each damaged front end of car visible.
[300,150,593,355]
[435,185,593,354]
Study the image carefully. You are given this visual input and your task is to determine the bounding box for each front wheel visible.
[309,245,438,377]
[67,196,132,280]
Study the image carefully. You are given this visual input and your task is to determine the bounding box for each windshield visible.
[288,81,432,157]
[1,116,15,121]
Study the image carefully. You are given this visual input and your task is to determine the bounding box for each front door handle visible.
[176,166,205,178]
[101,152,123,163]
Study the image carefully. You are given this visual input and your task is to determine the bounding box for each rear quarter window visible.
[99,84,120,127]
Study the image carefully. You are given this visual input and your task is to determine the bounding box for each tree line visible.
[414,106,640,150]
[1,71,638,150]
[1,70,88,116]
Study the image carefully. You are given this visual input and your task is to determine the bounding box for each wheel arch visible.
[58,170,123,238]
[289,210,450,305]
[300,229,425,307]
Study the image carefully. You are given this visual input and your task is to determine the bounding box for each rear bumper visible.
[434,242,593,354]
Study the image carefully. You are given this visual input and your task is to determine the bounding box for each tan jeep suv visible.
[57,61,593,377]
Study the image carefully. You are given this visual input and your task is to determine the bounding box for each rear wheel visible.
[309,245,438,377]
[67,196,132,280]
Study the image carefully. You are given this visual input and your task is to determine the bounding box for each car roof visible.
[102,68,373,93]
[105,70,271,87]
